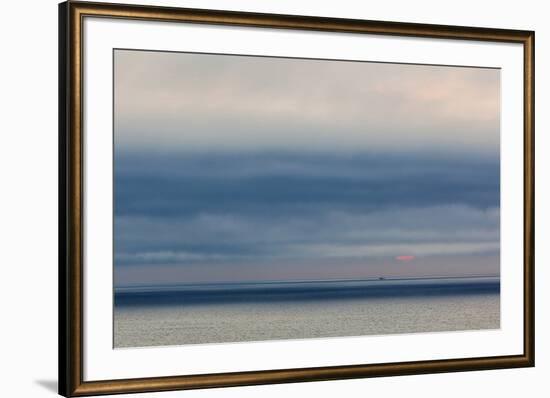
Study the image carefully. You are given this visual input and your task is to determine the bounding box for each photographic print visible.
[113,49,501,348]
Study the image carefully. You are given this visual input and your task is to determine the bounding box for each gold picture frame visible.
[59,1,534,396]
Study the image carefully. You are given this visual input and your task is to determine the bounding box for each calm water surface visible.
[114,277,500,348]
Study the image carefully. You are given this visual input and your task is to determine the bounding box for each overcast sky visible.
[114,49,500,286]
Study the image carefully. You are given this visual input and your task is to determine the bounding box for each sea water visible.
[114,277,500,348]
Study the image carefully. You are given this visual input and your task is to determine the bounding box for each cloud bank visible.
[113,50,500,286]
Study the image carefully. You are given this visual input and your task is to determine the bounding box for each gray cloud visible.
[114,50,500,154]
[115,203,498,263]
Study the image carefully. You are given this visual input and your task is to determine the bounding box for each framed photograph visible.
[59,1,534,396]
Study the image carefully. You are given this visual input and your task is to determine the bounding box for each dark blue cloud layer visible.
[114,150,499,277]
[115,151,499,218]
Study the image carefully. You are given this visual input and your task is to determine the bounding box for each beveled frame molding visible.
[59,1,535,396]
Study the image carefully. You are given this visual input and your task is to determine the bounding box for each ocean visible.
[114,276,500,348]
